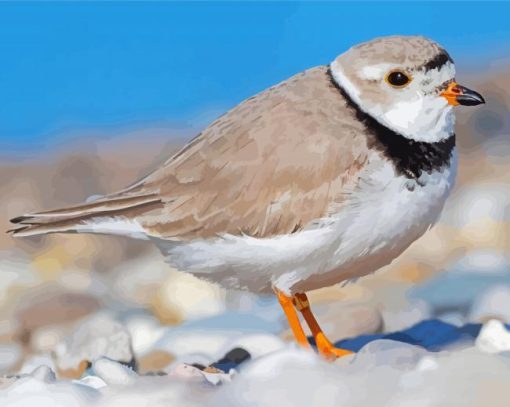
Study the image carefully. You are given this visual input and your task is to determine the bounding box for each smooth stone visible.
[201,369,234,386]
[75,375,108,390]
[391,347,510,407]
[29,365,56,383]
[167,363,206,382]
[350,339,428,370]
[92,358,137,386]
[54,312,134,378]
[18,354,56,376]
[214,348,350,407]
[211,347,250,372]
[476,319,510,353]
[137,350,175,374]
[2,375,100,406]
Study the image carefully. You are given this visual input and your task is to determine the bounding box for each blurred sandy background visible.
[0,65,508,378]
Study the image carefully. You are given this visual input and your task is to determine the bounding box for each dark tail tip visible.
[6,226,29,235]
[9,215,32,224]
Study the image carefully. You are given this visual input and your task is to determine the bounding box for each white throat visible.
[330,61,455,143]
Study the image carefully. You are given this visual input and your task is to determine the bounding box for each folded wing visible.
[9,66,369,240]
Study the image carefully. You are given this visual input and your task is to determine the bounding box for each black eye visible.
[386,71,411,88]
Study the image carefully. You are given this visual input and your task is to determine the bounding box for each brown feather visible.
[134,66,370,239]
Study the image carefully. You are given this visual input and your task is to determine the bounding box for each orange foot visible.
[315,332,354,360]
[275,288,355,361]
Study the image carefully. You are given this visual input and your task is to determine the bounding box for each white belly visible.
[155,151,457,294]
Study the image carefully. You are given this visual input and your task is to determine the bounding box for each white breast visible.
[155,150,457,294]
[292,150,457,291]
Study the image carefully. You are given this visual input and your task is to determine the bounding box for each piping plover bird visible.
[9,36,484,359]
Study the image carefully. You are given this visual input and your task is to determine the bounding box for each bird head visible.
[330,35,485,143]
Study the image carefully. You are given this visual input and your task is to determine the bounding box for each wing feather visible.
[134,66,369,239]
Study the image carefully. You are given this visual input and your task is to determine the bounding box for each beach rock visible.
[201,368,234,385]
[476,319,510,353]
[54,313,134,378]
[218,334,285,361]
[167,363,205,382]
[75,375,107,390]
[18,354,56,376]
[415,355,440,372]
[29,365,56,383]
[92,358,137,386]
[123,313,166,356]
[0,373,100,407]
[167,361,234,386]
[95,379,206,407]
[137,350,175,374]
[391,348,510,407]
[210,347,251,372]
[350,339,427,371]
[214,348,350,406]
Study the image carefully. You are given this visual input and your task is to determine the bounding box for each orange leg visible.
[294,293,353,360]
[274,288,310,348]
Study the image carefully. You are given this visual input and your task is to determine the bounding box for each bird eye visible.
[385,70,411,88]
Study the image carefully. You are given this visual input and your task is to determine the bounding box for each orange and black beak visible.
[441,82,485,106]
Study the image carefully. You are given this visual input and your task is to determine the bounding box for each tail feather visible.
[8,193,162,238]
[8,218,93,237]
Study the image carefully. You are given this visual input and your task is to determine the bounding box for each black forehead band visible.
[418,51,454,72]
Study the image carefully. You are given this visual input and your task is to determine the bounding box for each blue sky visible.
[1,2,509,154]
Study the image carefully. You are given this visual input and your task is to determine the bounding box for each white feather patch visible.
[359,63,395,80]
[76,216,149,240]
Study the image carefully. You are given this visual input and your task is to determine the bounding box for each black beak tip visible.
[456,87,486,106]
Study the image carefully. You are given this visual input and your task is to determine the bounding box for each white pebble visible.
[92,358,137,386]
[29,365,56,383]
[54,313,134,373]
[416,355,439,372]
[202,369,235,385]
[167,363,205,382]
[74,375,108,390]
[476,319,510,354]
